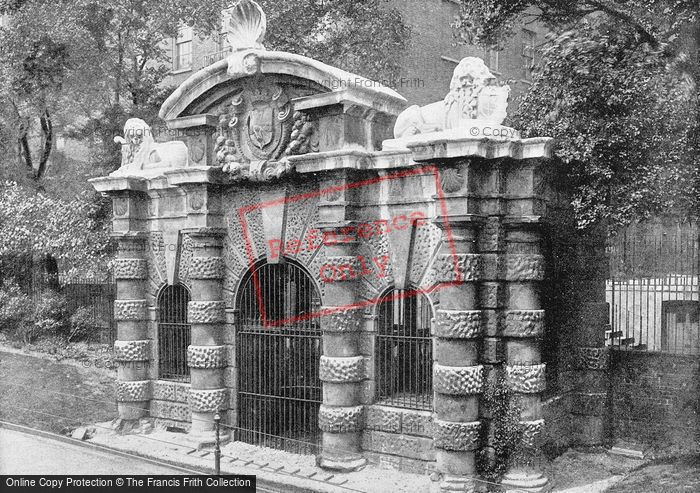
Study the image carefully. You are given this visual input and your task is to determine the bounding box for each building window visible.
[375,288,433,410]
[174,26,193,71]
[522,28,536,78]
[488,45,499,72]
[158,284,191,382]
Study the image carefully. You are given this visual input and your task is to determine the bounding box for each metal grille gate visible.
[236,260,322,454]
[158,284,191,382]
[376,288,433,410]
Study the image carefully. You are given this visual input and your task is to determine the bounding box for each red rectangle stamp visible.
[236,165,460,327]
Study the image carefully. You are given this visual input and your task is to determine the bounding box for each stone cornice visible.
[89,176,148,193]
[391,135,554,162]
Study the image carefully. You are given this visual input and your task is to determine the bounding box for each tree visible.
[1,0,410,177]
[0,0,226,177]
[0,0,412,276]
[0,180,111,277]
[258,0,411,83]
[453,1,699,230]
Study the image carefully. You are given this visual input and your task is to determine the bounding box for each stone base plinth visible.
[117,401,149,420]
[501,471,549,492]
[430,474,476,493]
[317,454,367,472]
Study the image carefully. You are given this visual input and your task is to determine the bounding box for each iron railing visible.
[375,288,433,410]
[606,222,699,354]
[158,284,191,382]
[60,273,116,345]
[236,260,322,454]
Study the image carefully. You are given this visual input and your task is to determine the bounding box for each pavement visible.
[0,427,191,475]
[87,422,433,493]
[0,419,633,493]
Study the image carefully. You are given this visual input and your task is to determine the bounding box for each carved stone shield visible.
[248,104,275,149]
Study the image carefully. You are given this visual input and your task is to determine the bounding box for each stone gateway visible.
[89,1,583,492]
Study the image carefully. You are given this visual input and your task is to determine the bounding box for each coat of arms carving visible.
[231,82,292,159]
[216,80,300,181]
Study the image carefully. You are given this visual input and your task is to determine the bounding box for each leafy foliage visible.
[0,279,70,343]
[258,0,411,83]
[0,280,33,335]
[0,0,226,176]
[1,0,410,176]
[0,0,411,280]
[68,306,97,342]
[478,371,524,483]
[453,1,699,230]
[0,181,110,272]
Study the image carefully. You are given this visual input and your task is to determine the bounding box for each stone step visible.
[609,444,645,459]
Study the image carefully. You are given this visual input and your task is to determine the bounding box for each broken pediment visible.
[156,0,405,182]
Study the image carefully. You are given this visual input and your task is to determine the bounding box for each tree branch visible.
[585,0,660,47]
[36,110,52,180]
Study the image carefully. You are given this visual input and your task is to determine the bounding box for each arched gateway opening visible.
[375,287,433,410]
[157,284,191,382]
[236,258,322,453]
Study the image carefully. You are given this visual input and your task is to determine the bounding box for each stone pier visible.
[112,195,151,421]
[317,172,367,471]
[186,228,229,445]
[432,215,484,493]
[500,216,548,492]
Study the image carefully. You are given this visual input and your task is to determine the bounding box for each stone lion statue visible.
[393,57,511,139]
[112,118,189,175]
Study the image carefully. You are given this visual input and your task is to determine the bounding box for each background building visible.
[163,0,546,114]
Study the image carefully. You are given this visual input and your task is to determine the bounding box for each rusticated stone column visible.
[431,217,484,493]
[113,231,152,420]
[317,226,366,472]
[500,218,548,492]
[185,228,229,445]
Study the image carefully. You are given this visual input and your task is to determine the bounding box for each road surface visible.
[0,426,280,492]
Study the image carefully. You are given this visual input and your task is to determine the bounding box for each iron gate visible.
[158,284,191,382]
[375,288,433,410]
[236,259,322,454]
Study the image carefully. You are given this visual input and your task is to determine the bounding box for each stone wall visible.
[363,405,436,474]
[610,349,699,455]
[150,380,192,429]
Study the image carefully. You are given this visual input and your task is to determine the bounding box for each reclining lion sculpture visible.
[393,57,511,139]
[112,118,189,176]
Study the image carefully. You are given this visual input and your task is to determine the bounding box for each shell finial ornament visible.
[225,0,267,52]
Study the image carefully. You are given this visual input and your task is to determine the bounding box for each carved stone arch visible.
[233,255,324,321]
[154,279,192,301]
[371,283,437,320]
